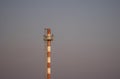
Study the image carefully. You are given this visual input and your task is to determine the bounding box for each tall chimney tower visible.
[44,28,53,79]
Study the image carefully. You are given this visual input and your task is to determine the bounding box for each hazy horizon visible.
[0,0,120,79]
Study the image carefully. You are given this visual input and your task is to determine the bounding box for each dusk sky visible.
[0,0,120,79]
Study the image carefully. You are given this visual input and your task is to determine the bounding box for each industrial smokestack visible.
[44,28,53,79]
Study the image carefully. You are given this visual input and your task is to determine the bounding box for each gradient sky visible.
[0,0,120,79]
